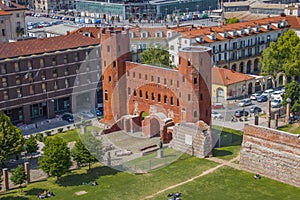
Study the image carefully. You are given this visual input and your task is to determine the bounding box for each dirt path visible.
[143,155,240,200]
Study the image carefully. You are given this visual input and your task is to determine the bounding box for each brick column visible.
[286,103,291,124]
[275,113,279,129]
[267,99,271,128]
[2,168,9,191]
[254,115,259,125]
[24,162,30,183]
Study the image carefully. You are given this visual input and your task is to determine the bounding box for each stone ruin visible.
[240,124,300,188]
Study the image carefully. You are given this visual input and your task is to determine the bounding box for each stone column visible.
[254,115,259,125]
[2,168,9,191]
[275,113,279,129]
[81,125,86,134]
[107,152,111,166]
[286,102,291,124]
[24,162,30,183]
[267,99,271,128]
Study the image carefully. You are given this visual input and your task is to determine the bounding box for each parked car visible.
[234,110,249,118]
[271,99,282,108]
[238,98,252,107]
[249,106,262,114]
[271,91,282,100]
[62,113,74,122]
[256,95,268,102]
[212,103,225,109]
[91,109,102,116]
[211,111,223,119]
[250,93,261,100]
[262,89,274,97]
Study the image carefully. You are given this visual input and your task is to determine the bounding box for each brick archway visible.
[142,112,174,142]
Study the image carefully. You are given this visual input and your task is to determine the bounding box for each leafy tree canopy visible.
[0,111,24,164]
[141,45,175,68]
[10,165,27,187]
[225,17,239,24]
[261,30,300,78]
[283,81,300,113]
[80,132,104,163]
[72,139,97,169]
[39,137,72,179]
[25,135,38,155]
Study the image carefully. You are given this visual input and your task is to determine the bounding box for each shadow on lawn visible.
[212,149,233,157]
[25,188,48,196]
[59,166,120,186]
[0,197,29,200]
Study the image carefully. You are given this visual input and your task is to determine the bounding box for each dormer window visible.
[156,31,162,38]
[277,22,281,28]
[211,33,216,40]
[241,29,245,35]
[83,32,91,37]
[267,23,270,30]
[141,31,148,38]
[233,30,237,37]
[256,25,260,32]
[224,32,228,38]
[130,32,135,38]
[248,27,252,34]
[282,20,287,27]
[199,35,204,42]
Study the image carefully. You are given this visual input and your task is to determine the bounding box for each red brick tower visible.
[101,28,131,123]
[177,46,212,125]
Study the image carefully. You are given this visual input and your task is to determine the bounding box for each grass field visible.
[52,126,102,143]
[151,166,300,200]
[278,124,300,134]
[0,155,218,200]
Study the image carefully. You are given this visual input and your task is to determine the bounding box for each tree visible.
[10,165,27,187]
[141,46,174,68]
[261,30,300,78]
[0,111,24,165]
[72,139,97,169]
[80,132,104,164]
[283,81,300,113]
[25,135,38,156]
[39,137,72,180]
[225,17,239,24]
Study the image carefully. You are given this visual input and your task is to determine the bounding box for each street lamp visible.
[197,5,199,14]
[286,98,291,124]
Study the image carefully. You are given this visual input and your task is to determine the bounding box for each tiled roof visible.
[0,10,11,16]
[176,16,288,43]
[71,27,102,38]
[212,67,255,86]
[285,16,300,29]
[0,1,26,11]
[0,34,100,60]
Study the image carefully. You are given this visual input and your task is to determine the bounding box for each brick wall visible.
[240,124,300,188]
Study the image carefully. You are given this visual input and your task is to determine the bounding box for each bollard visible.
[24,162,30,183]
[2,168,9,191]
[254,115,259,125]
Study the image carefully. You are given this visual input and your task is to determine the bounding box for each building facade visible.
[0,0,26,42]
[0,32,102,124]
[34,0,76,13]
[0,10,12,43]
[75,0,218,20]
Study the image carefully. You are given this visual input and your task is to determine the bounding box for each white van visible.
[262,89,274,97]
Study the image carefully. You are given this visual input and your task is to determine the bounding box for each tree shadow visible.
[0,196,29,200]
[25,188,48,196]
[58,165,120,186]
[212,149,233,157]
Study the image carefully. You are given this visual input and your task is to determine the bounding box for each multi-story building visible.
[0,32,102,124]
[0,0,26,41]
[34,0,76,13]
[76,0,218,20]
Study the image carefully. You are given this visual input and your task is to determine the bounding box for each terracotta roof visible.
[0,34,100,60]
[0,9,11,16]
[285,16,300,29]
[212,67,255,86]
[177,16,287,42]
[70,26,125,38]
[0,1,26,11]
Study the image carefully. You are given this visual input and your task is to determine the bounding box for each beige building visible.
[34,0,76,13]
[0,0,26,41]
[0,10,12,43]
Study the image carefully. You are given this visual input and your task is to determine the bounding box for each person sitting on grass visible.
[254,174,261,179]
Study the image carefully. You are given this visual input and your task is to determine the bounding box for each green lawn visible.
[0,155,218,200]
[278,124,300,134]
[212,145,241,160]
[151,167,300,200]
[52,126,102,143]
[123,148,183,172]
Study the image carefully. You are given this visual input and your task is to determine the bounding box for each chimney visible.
[66,31,70,35]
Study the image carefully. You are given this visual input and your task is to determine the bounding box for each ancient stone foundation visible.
[169,121,211,158]
[240,124,300,188]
